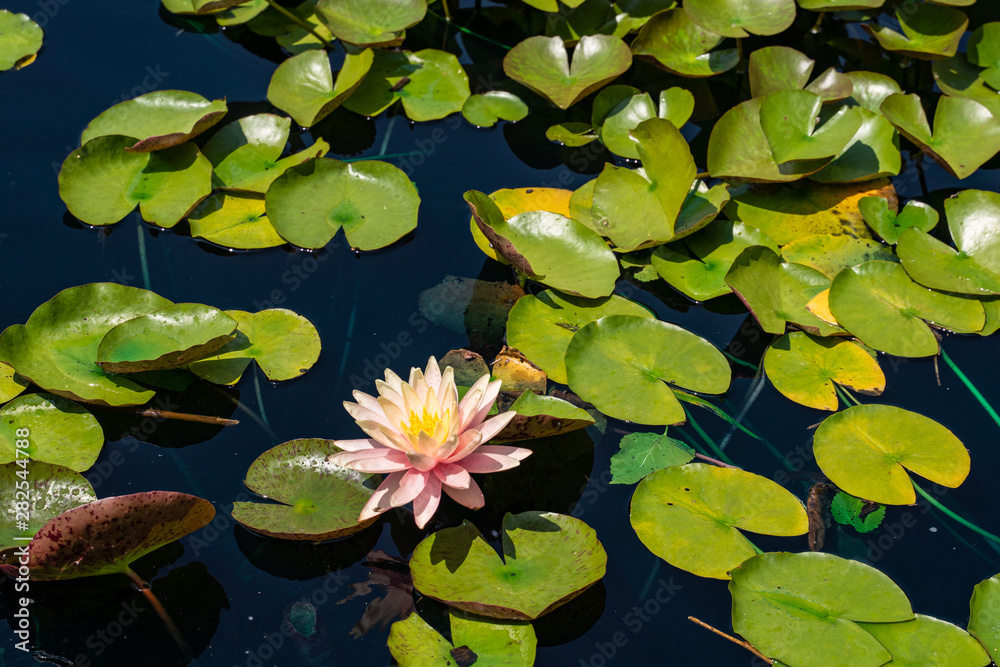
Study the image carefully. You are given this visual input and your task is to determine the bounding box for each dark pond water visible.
[1,1,1000,665]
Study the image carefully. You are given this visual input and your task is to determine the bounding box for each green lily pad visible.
[410,511,607,620]
[830,492,885,533]
[344,48,470,121]
[462,91,529,128]
[493,391,595,443]
[858,615,990,667]
[748,46,852,101]
[813,404,970,505]
[272,0,334,54]
[828,260,985,357]
[187,192,286,249]
[796,0,883,11]
[187,309,321,384]
[863,3,967,60]
[232,438,377,540]
[763,332,884,411]
[0,10,42,71]
[651,220,779,301]
[807,103,901,184]
[969,574,1000,658]
[0,462,96,551]
[610,431,694,485]
[880,93,1000,180]
[215,0,268,25]
[96,303,237,374]
[564,315,731,425]
[683,0,796,37]
[631,463,807,579]
[0,283,172,406]
[388,609,536,667]
[545,121,598,146]
[730,552,914,667]
[760,90,863,164]
[202,114,330,192]
[844,71,902,112]
[315,0,425,45]
[725,246,840,335]
[23,491,215,580]
[58,135,213,227]
[969,23,1000,90]
[0,362,28,404]
[858,196,938,244]
[80,90,227,152]
[932,54,1000,120]
[503,35,632,110]
[469,187,575,263]
[593,87,694,159]
[465,190,619,298]
[506,290,654,385]
[780,234,895,280]
[267,49,373,128]
[0,393,104,472]
[265,157,419,250]
[631,8,738,77]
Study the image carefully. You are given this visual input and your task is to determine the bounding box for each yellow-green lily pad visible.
[0,393,104,472]
[858,615,990,667]
[80,90,227,152]
[388,609,536,667]
[187,192,286,249]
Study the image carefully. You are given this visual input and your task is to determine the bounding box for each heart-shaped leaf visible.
[81,90,227,152]
[267,49,373,127]
[469,187,574,263]
[461,91,529,127]
[594,87,694,159]
[409,511,607,620]
[813,404,970,505]
[683,0,796,37]
[863,3,967,60]
[344,48,470,121]
[932,54,1000,119]
[503,35,632,110]
[388,609,536,667]
[858,615,990,667]
[187,192,286,249]
[969,23,1000,90]
[0,10,42,71]
[631,8,738,77]
[493,390,595,443]
[760,90,863,163]
[858,196,938,244]
[565,315,731,425]
[232,438,378,540]
[632,464,807,579]
[969,574,1000,658]
[749,46,852,101]
[763,332,884,411]
[0,462,96,551]
[316,0,425,45]
[0,393,104,472]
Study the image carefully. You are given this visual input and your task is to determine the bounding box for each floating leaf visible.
[388,609,536,667]
[503,35,632,110]
[58,136,213,227]
[0,10,42,71]
[0,462,96,551]
[520,0,587,10]
[493,391,595,443]
[748,46,851,101]
[266,157,419,250]
[0,394,103,472]
[344,48,470,121]
[969,574,1000,658]
[730,552,913,667]
[315,0,425,45]
[796,0,883,11]
[469,187,574,263]
[630,8,738,78]
[462,91,528,128]
[813,404,970,505]
[828,260,985,357]
[564,315,731,425]
[610,431,694,485]
[0,363,28,404]
[763,332,884,411]
[593,87,694,159]
[932,53,1000,119]
[858,615,990,667]
[760,90,863,163]
[545,121,597,147]
[683,0,796,38]
[0,284,172,406]
[969,23,1000,90]
[858,196,938,244]
[187,192,285,249]
[863,3,967,60]
[830,491,885,533]
[232,438,377,540]
[187,309,320,384]
[80,91,227,152]
[267,49,373,128]
[631,464,807,579]
[409,512,606,620]
[491,347,546,393]
[780,234,895,280]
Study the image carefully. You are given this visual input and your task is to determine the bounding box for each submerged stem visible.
[940,348,1000,431]
[124,567,193,660]
[100,406,238,426]
[911,480,1000,546]
[688,617,771,662]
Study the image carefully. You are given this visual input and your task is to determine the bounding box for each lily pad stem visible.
[939,348,1000,431]
[683,406,735,466]
[695,171,711,180]
[441,0,452,21]
[911,480,1000,546]
[426,9,512,50]
[99,406,239,426]
[124,567,193,660]
[834,385,861,407]
[693,451,740,469]
[736,39,745,74]
[262,0,334,50]
[687,616,771,663]
[810,12,823,34]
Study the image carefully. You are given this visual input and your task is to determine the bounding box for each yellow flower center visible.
[402,407,448,440]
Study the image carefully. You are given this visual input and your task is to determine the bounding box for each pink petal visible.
[344,402,394,432]
[406,450,439,472]
[355,419,407,450]
[376,425,417,453]
[375,380,407,415]
[390,468,431,506]
[351,390,384,415]
[444,428,483,464]
[443,477,484,510]
[468,378,504,431]
[425,358,442,394]
[328,448,411,473]
[358,471,404,521]
[433,462,471,489]
[412,476,443,529]
[475,410,516,444]
[457,445,532,473]
[434,432,462,462]
[332,438,379,452]
[456,375,490,430]
[415,431,443,458]
[382,367,404,395]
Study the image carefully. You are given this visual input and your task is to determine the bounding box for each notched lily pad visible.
[683,0,796,38]
[316,0,425,46]
[187,192,286,249]
[858,196,938,244]
[462,91,529,128]
[631,8,738,78]
[0,393,104,472]
[267,49,373,128]
[388,609,536,667]
[858,614,990,667]
[81,90,227,152]
[969,574,1000,658]
[863,3,968,60]
[0,462,96,551]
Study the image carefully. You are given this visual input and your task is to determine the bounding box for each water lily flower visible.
[328,357,532,529]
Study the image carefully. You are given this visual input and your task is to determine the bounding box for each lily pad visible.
[760,90,863,163]
[23,491,215,580]
[344,48,470,121]
[232,438,377,540]
[593,87,694,159]
[506,290,654,385]
[493,390,595,443]
[267,49,373,128]
[830,491,885,533]
[0,462,96,551]
[932,54,1000,120]
[807,105,901,183]
[388,609,536,667]
[969,23,1000,90]
[503,35,632,110]
[631,463,807,579]
[187,192,286,249]
[780,234,895,280]
[0,283,172,406]
[858,196,938,244]
[763,332,884,411]
[315,0,425,45]
[828,260,985,357]
[187,309,321,384]
[80,90,227,152]
[491,347,546,393]
[202,113,330,192]
[796,0,883,11]
[465,190,619,298]
[0,362,28,404]
[748,46,852,101]
[0,10,42,71]
[96,303,237,374]
[730,552,913,667]
[462,91,529,128]
[0,393,103,472]
[880,93,1000,180]
[683,0,796,38]
[813,404,970,505]
[858,615,990,667]
[469,187,574,263]
[545,122,597,147]
[969,574,1000,658]
[409,511,607,620]
[58,135,213,227]
[265,157,419,250]
[863,3,967,60]
[610,431,694,485]
[564,315,731,425]
[630,8,738,78]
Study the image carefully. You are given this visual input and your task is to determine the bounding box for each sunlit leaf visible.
[388,609,536,667]
[0,393,104,472]
[0,462,96,551]
[80,90,227,152]
[631,8,738,77]
[0,10,42,71]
